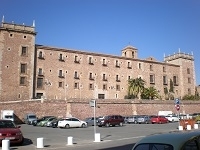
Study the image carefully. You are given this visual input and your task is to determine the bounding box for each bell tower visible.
[121,45,138,59]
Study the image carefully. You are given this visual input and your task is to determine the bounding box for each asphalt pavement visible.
[3,122,190,150]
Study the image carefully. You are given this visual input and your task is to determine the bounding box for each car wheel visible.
[119,122,123,126]
[81,123,87,128]
[105,123,110,127]
[65,124,70,129]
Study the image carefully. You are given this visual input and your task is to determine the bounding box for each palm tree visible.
[128,77,145,99]
[142,87,159,100]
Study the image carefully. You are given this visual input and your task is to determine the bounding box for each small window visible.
[23,35,27,39]
[115,60,120,68]
[173,75,179,86]
[98,94,105,99]
[89,57,94,65]
[163,75,167,85]
[74,56,80,63]
[74,82,79,89]
[150,65,153,71]
[20,76,26,85]
[38,68,43,76]
[116,75,120,82]
[20,63,27,74]
[102,59,107,66]
[74,71,79,79]
[89,73,94,80]
[58,82,63,88]
[9,34,13,37]
[103,84,107,90]
[163,66,166,72]
[103,74,107,81]
[138,63,141,69]
[58,70,64,78]
[89,83,94,90]
[116,85,120,91]
[150,74,155,84]
[187,68,190,74]
[59,54,65,61]
[127,62,132,69]
[188,77,191,84]
[21,46,28,56]
[37,78,43,88]
[38,51,44,59]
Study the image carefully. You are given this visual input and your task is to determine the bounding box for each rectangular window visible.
[21,46,27,56]
[89,57,93,65]
[38,68,43,76]
[58,82,63,88]
[150,65,153,71]
[74,82,79,89]
[188,77,191,83]
[103,74,107,81]
[74,71,79,79]
[115,60,120,68]
[38,51,44,59]
[173,75,179,86]
[74,56,79,63]
[187,68,190,74]
[116,75,120,82]
[89,83,94,90]
[102,59,107,66]
[103,84,107,90]
[127,62,132,69]
[20,63,27,74]
[138,63,141,69]
[163,76,167,85]
[20,76,26,85]
[163,66,166,72]
[89,73,94,80]
[37,78,43,88]
[150,74,155,84]
[98,94,105,99]
[116,85,120,91]
[59,70,64,78]
[59,54,64,61]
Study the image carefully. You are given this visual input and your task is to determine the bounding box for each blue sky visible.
[1,0,200,85]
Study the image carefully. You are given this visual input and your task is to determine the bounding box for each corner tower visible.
[164,49,195,97]
[0,17,36,101]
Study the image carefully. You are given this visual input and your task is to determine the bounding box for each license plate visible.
[5,137,15,140]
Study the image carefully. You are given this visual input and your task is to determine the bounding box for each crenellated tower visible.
[164,49,195,98]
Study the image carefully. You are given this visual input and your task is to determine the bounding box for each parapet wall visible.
[0,99,199,123]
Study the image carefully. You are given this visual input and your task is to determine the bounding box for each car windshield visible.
[0,121,16,128]
[29,115,36,119]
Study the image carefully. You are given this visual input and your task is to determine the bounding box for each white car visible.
[57,117,87,128]
[165,114,179,122]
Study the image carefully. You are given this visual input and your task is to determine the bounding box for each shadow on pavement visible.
[97,143,135,150]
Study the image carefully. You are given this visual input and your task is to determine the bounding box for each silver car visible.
[137,115,151,124]
[127,116,138,124]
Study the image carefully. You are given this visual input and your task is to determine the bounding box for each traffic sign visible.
[89,100,96,107]
[175,104,180,111]
[175,98,180,104]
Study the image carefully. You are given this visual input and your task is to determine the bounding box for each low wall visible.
[0,99,199,123]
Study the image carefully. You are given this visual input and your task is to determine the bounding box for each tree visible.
[128,77,145,99]
[142,87,159,100]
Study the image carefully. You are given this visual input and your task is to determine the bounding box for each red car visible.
[151,116,168,124]
[0,120,24,145]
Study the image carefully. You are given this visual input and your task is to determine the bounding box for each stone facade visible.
[0,20,196,102]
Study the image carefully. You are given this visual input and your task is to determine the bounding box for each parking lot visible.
[4,122,186,150]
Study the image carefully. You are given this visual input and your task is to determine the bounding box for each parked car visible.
[137,115,151,124]
[151,115,168,124]
[49,118,63,128]
[97,115,124,127]
[0,120,24,145]
[84,117,98,126]
[132,131,200,150]
[127,115,138,124]
[37,117,57,127]
[165,114,179,122]
[23,113,37,125]
[57,117,87,129]
[32,116,55,126]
